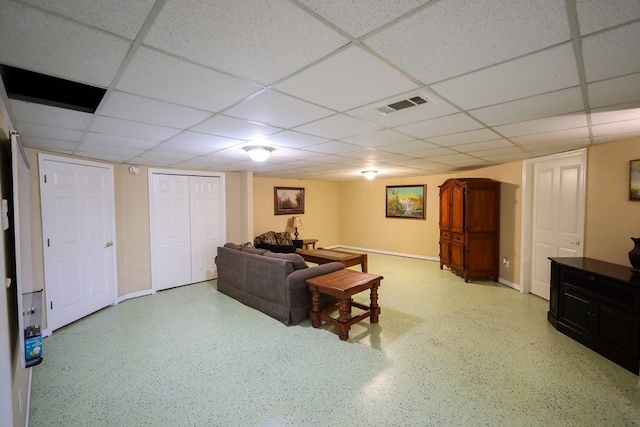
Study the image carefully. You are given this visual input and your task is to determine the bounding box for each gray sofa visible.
[215,243,344,325]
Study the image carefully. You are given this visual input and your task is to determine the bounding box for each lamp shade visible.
[291,216,303,228]
[244,146,273,162]
[362,170,378,180]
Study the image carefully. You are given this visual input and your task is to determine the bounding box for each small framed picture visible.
[274,187,305,215]
[630,159,640,201]
[386,185,426,219]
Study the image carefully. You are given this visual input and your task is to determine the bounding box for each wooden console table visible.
[548,257,640,374]
[306,269,382,341]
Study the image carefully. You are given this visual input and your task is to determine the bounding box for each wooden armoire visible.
[439,178,500,282]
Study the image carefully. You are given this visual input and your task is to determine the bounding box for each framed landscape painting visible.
[386,185,426,219]
[274,187,305,215]
[631,159,640,201]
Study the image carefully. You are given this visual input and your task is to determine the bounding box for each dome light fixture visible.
[244,146,274,162]
[362,170,378,180]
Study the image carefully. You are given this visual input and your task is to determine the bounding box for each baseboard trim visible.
[325,245,439,262]
[326,244,523,290]
[25,366,32,427]
[116,289,155,304]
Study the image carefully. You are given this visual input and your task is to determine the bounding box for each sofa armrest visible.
[286,262,344,290]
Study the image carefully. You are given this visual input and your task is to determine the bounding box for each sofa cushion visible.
[263,252,308,270]
[254,231,293,246]
[241,246,269,255]
[223,242,244,251]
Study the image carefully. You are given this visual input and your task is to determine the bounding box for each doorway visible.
[149,170,225,291]
[520,149,586,299]
[39,154,117,332]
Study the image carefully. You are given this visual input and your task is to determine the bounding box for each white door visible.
[529,152,586,299]
[151,174,191,291]
[40,156,117,332]
[190,176,221,282]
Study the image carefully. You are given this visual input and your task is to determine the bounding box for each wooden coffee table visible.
[306,269,382,341]
[298,248,368,272]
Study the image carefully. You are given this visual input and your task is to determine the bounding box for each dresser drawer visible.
[561,269,639,313]
[452,233,464,242]
[440,230,450,239]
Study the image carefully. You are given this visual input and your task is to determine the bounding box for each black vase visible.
[629,237,640,273]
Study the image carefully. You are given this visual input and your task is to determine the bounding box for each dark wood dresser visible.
[439,178,500,282]
[548,257,640,374]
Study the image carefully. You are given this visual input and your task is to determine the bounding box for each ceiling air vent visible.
[376,95,431,115]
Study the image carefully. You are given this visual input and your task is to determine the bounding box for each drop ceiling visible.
[0,0,639,181]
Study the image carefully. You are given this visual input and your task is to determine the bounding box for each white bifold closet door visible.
[151,174,222,291]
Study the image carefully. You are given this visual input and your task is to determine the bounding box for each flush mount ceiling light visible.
[244,146,274,162]
[362,170,378,180]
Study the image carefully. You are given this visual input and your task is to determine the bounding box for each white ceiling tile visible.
[366,0,570,84]
[10,100,92,130]
[453,139,515,153]
[592,118,640,137]
[18,0,155,39]
[100,91,212,129]
[116,47,261,112]
[16,121,83,142]
[0,1,130,86]
[294,114,381,139]
[90,116,180,141]
[431,44,579,110]
[591,108,640,125]
[374,140,438,154]
[427,129,503,147]
[577,0,640,35]
[407,147,459,158]
[468,146,525,157]
[299,0,429,38]
[144,0,347,85]
[593,132,640,145]
[167,132,242,150]
[276,46,419,111]
[225,90,333,128]
[494,114,588,138]
[304,141,361,155]
[190,115,280,141]
[583,22,640,82]
[21,137,77,152]
[521,138,591,153]
[478,152,533,163]
[253,131,329,149]
[468,87,584,126]
[510,128,590,145]
[394,113,483,139]
[75,143,143,158]
[83,132,159,150]
[588,73,640,109]
[341,129,413,147]
[440,158,491,168]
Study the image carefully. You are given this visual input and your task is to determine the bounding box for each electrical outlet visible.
[502,258,510,268]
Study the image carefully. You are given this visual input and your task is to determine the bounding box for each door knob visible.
[570,240,581,246]
[105,241,113,248]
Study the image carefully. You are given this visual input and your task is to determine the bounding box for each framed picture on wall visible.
[630,159,640,201]
[385,185,426,219]
[274,187,305,215]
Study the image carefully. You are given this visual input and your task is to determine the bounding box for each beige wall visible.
[585,137,640,265]
[252,178,341,247]
[337,162,523,284]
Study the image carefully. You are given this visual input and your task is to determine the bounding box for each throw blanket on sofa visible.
[253,231,297,253]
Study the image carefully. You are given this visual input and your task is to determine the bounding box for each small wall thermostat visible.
[128,165,140,175]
